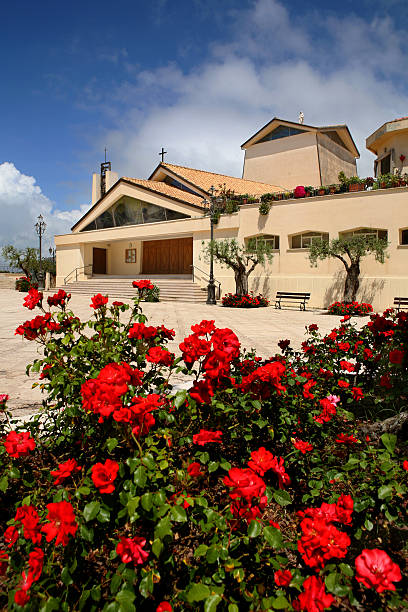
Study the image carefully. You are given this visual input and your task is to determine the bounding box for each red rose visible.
[112,301,124,307]
[293,439,313,453]
[90,293,108,309]
[4,525,19,548]
[187,462,204,477]
[274,569,292,587]
[132,279,154,292]
[189,379,214,404]
[51,458,81,485]
[0,394,9,405]
[351,387,364,401]
[116,536,149,565]
[23,288,43,310]
[380,374,392,389]
[47,289,70,308]
[247,447,276,476]
[41,501,78,546]
[14,590,30,606]
[389,349,404,365]
[293,576,334,611]
[224,467,266,502]
[4,431,35,458]
[0,550,8,576]
[338,379,349,388]
[146,346,174,366]
[191,320,216,336]
[157,602,172,612]
[15,505,42,544]
[336,433,358,445]
[403,460,408,471]
[355,549,401,593]
[91,459,119,494]
[128,322,158,340]
[193,429,223,445]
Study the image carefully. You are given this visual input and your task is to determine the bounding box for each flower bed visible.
[328,301,373,316]
[15,277,37,292]
[222,292,269,308]
[0,285,407,610]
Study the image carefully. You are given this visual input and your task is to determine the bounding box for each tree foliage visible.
[308,235,388,302]
[202,238,274,296]
[1,245,56,278]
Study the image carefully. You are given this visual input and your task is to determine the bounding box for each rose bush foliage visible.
[328,302,373,317]
[0,286,407,611]
[222,293,269,308]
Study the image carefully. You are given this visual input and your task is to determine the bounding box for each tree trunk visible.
[234,269,248,296]
[344,261,360,302]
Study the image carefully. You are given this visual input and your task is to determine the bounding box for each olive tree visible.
[308,234,388,303]
[1,245,56,279]
[202,238,274,296]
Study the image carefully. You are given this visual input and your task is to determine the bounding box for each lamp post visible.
[35,214,46,289]
[202,186,222,305]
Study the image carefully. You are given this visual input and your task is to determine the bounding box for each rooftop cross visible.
[298,111,304,124]
[159,147,167,162]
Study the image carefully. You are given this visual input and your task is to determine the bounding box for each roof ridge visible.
[162,162,280,187]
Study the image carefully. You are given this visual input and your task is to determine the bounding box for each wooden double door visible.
[142,238,192,275]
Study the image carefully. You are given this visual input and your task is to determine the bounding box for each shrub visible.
[258,201,271,215]
[294,186,306,198]
[222,292,269,308]
[15,277,37,292]
[0,289,407,610]
[328,301,373,316]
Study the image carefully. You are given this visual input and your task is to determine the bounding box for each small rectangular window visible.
[401,229,408,245]
[291,235,301,248]
[125,248,137,263]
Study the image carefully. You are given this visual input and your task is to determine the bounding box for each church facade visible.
[55,117,408,310]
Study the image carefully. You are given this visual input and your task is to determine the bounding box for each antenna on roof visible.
[159,147,167,163]
[104,147,107,163]
[298,111,304,124]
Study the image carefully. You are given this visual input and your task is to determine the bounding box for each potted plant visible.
[365,177,374,188]
[328,184,338,194]
[317,186,327,196]
[259,200,271,215]
[348,176,365,192]
[304,186,314,197]
[338,171,350,192]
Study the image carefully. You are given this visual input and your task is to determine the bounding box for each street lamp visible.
[35,214,46,289]
[202,185,223,305]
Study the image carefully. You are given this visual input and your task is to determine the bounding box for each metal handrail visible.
[64,264,93,285]
[190,264,221,299]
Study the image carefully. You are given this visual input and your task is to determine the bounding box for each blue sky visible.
[1,0,408,248]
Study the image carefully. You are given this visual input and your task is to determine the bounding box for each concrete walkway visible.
[0,289,346,419]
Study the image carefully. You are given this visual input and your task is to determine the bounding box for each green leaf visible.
[171,505,187,522]
[248,520,262,538]
[272,595,290,609]
[378,484,393,499]
[97,506,111,523]
[80,524,94,542]
[174,389,187,408]
[134,466,147,488]
[194,544,209,558]
[339,563,354,577]
[83,501,100,522]
[364,518,373,531]
[208,461,219,473]
[110,573,122,595]
[204,594,222,611]
[381,433,396,454]
[152,538,163,558]
[228,605,239,612]
[155,516,172,539]
[0,476,8,492]
[139,572,154,598]
[61,566,73,586]
[141,493,153,511]
[116,589,136,604]
[106,437,119,452]
[77,486,90,496]
[186,583,211,603]
[325,572,339,592]
[273,490,292,506]
[78,590,90,611]
[9,466,20,479]
[263,526,283,548]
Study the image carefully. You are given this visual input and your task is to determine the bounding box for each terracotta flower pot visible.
[349,183,365,192]
[318,189,326,196]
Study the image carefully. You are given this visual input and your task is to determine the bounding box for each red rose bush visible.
[0,285,406,610]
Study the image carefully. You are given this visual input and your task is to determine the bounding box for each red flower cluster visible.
[313,397,338,424]
[90,293,108,309]
[130,394,164,437]
[224,467,267,524]
[51,458,81,485]
[4,431,35,458]
[297,495,353,569]
[128,322,158,340]
[132,279,154,291]
[157,602,172,612]
[274,569,292,586]
[389,349,404,365]
[81,362,143,421]
[240,361,286,398]
[47,289,71,308]
[222,292,269,308]
[14,547,44,606]
[15,313,54,340]
[187,462,203,477]
[92,459,120,494]
[355,549,401,593]
[15,505,42,544]
[23,288,43,310]
[292,438,313,453]
[116,536,149,565]
[41,501,78,546]
[248,447,291,487]
[193,429,223,445]
[328,301,373,316]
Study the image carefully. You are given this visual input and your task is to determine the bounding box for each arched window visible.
[290,232,329,249]
[246,234,280,250]
[340,228,388,240]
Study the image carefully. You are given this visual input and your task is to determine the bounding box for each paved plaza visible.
[0,289,346,419]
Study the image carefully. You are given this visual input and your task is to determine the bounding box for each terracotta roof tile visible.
[122,177,205,207]
[161,163,286,195]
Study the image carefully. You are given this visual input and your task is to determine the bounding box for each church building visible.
[54,116,408,311]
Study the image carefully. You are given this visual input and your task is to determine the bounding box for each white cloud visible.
[0,163,88,250]
[96,0,408,180]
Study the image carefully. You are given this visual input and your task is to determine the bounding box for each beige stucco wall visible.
[55,186,408,312]
[243,131,321,189]
[109,240,142,275]
[372,132,408,176]
[317,133,357,185]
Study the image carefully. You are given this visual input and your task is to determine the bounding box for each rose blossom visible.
[41,501,78,546]
[274,569,292,587]
[51,458,81,485]
[293,576,334,611]
[293,438,313,453]
[193,429,223,445]
[157,603,172,612]
[91,459,120,494]
[4,431,35,458]
[355,549,401,593]
[187,462,204,477]
[90,293,108,309]
[116,536,149,565]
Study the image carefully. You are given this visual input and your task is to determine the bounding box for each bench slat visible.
[275,291,310,311]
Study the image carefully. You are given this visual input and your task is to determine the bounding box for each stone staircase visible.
[56,275,208,303]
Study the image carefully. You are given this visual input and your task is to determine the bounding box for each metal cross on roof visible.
[159,147,167,162]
